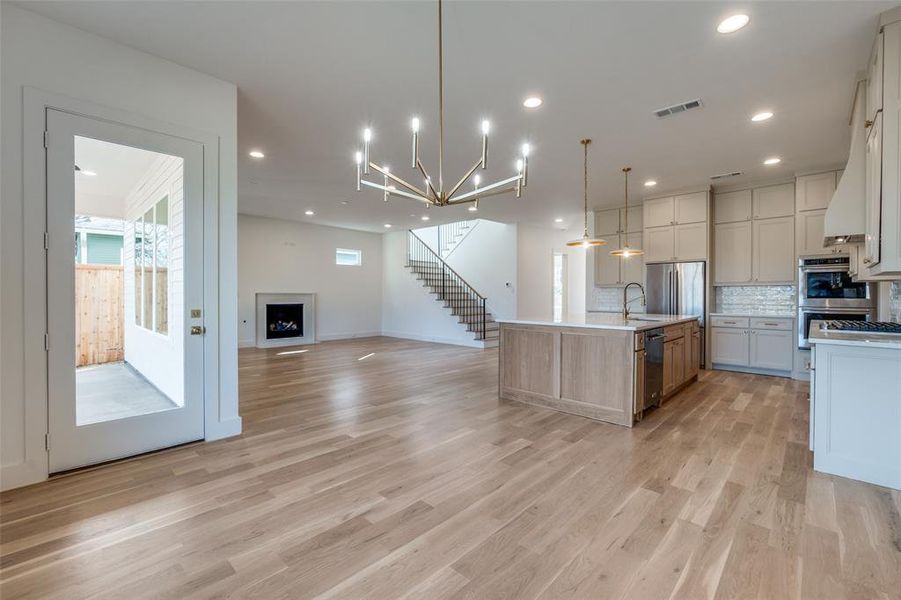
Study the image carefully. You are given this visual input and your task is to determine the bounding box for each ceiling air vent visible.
[710,171,744,181]
[653,98,703,119]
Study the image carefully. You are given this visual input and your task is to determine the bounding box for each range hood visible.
[824,80,866,246]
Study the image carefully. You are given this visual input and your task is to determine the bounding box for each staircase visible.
[407,230,499,347]
[438,220,477,259]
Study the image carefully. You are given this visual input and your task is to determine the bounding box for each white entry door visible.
[46,109,205,472]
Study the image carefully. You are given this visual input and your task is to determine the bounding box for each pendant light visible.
[610,166,644,257]
[566,139,607,248]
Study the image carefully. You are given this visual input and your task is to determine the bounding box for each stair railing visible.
[407,230,487,340]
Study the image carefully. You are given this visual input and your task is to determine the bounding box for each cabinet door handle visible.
[763,322,778,326]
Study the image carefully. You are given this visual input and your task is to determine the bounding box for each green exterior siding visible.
[85,233,123,265]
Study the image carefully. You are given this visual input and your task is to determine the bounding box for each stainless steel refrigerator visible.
[646,261,706,367]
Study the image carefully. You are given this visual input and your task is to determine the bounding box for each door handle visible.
[190,325,206,335]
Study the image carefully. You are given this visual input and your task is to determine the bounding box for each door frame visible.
[12,87,229,488]
[552,251,569,317]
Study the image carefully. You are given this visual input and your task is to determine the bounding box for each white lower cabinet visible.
[749,329,793,370]
[812,341,901,490]
[711,327,749,366]
[711,316,794,374]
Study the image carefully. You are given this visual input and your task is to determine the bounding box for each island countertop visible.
[496,312,700,331]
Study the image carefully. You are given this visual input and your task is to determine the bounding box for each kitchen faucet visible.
[622,282,646,319]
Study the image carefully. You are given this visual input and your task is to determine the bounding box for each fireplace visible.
[255,292,316,348]
[265,303,303,339]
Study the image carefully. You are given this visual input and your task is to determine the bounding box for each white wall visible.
[238,215,383,344]
[123,156,185,403]
[517,225,587,317]
[1,5,238,490]
[415,220,517,319]
[381,231,484,347]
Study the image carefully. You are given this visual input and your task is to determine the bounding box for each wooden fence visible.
[75,264,124,367]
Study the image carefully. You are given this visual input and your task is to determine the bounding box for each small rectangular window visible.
[336,248,362,266]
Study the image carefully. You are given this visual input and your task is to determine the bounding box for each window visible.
[336,248,362,266]
[132,195,169,334]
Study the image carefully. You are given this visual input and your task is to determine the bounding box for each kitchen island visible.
[497,313,701,427]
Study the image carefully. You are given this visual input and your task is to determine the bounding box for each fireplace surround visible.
[255,293,316,348]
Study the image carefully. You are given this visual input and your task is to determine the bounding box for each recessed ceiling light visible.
[384,223,392,228]
[523,96,543,109]
[249,150,265,159]
[421,216,430,221]
[305,210,314,216]
[751,111,773,122]
[554,217,564,223]
[644,180,657,187]
[717,14,750,34]
[763,157,781,165]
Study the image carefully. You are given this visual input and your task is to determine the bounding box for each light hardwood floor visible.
[1,336,899,599]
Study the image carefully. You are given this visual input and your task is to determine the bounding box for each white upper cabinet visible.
[714,190,752,224]
[674,192,708,224]
[622,233,644,282]
[870,18,901,275]
[674,223,707,261]
[714,221,752,283]
[753,216,795,282]
[625,205,642,233]
[867,32,884,124]
[594,238,622,286]
[796,172,836,212]
[644,197,675,228]
[865,111,883,266]
[644,226,675,262]
[596,206,643,235]
[753,183,795,219]
[796,208,847,256]
[595,208,622,236]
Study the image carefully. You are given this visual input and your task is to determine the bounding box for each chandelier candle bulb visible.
[411,118,420,168]
[481,120,490,168]
[521,143,530,187]
[363,128,372,174]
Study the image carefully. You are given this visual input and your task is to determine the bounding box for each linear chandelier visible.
[354,0,529,208]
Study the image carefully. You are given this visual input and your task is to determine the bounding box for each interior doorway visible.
[553,252,568,320]
[46,109,205,472]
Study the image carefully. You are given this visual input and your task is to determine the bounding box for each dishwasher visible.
[642,328,665,412]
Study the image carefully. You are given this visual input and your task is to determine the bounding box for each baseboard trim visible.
[711,363,793,379]
[240,331,383,348]
[205,416,243,441]
[381,331,486,349]
[1,459,48,492]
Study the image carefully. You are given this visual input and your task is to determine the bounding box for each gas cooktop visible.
[820,320,901,335]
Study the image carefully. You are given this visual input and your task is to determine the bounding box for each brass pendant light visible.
[610,166,644,257]
[566,139,607,248]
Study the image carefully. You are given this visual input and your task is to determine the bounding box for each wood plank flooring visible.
[1,336,899,599]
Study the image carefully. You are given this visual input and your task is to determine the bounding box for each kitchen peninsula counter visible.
[497,313,701,426]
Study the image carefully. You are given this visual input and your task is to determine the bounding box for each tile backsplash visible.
[890,281,901,323]
[715,285,796,315]
[588,286,645,313]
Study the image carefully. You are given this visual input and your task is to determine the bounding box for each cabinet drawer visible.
[664,324,684,340]
[710,316,749,328]
[749,317,792,330]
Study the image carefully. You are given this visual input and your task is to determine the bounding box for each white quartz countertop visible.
[809,321,901,350]
[496,313,700,331]
[710,312,795,319]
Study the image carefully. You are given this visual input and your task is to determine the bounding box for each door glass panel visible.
[74,136,185,425]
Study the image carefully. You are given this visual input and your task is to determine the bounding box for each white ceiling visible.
[75,137,166,219]
[21,1,893,233]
